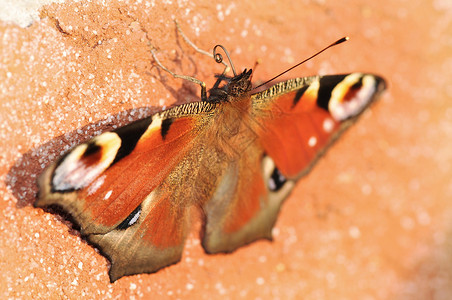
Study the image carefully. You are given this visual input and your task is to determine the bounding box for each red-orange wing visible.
[253,73,386,178]
[201,73,386,254]
[37,101,217,282]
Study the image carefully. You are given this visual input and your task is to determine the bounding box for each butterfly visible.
[35,37,386,282]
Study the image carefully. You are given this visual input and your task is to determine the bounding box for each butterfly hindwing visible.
[201,152,297,253]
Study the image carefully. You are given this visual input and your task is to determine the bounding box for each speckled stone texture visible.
[1,0,452,299]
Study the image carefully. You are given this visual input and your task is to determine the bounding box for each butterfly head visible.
[207,69,253,103]
[228,69,253,97]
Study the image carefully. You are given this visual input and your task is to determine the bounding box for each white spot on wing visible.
[128,209,141,226]
[308,136,317,147]
[323,118,334,132]
[104,190,113,200]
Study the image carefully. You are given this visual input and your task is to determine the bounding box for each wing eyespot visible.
[51,132,121,192]
[262,155,289,192]
[268,167,286,192]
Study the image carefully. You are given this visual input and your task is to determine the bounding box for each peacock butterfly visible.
[35,30,386,282]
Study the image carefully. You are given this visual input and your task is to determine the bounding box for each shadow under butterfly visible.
[35,33,386,282]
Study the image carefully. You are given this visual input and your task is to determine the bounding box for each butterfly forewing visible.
[252,74,386,179]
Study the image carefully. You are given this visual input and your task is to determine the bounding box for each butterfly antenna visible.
[252,37,349,90]
[213,45,237,76]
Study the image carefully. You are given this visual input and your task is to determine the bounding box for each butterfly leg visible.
[174,19,239,93]
[174,19,229,76]
[150,48,208,101]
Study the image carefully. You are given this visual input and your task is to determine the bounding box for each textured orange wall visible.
[1,0,451,298]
